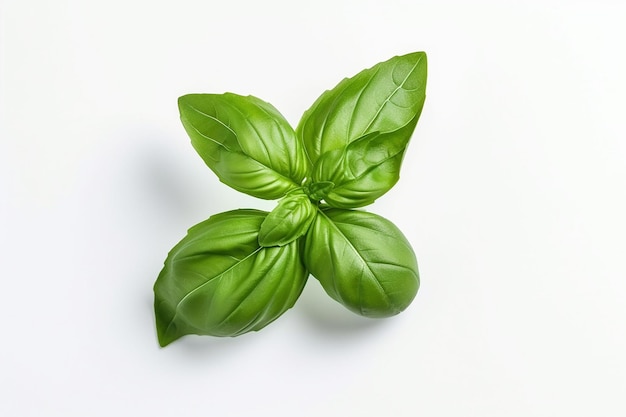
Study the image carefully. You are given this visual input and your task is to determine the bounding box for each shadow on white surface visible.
[293,279,387,335]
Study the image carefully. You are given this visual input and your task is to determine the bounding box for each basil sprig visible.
[154,52,427,346]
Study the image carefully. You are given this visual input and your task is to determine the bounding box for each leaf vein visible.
[163,247,263,335]
[360,56,423,135]
[320,210,394,309]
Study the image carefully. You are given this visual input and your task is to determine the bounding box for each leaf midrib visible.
[360,54,424,135]
[163,246,263,336]
[319,209,397,314]
[185,104,300,188]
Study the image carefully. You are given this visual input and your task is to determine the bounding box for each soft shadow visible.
[119,130,262,228]
[170,332,261,359]
[294,279,388,336]
[131,138,226,220]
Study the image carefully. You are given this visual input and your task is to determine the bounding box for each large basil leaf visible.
[258,189,317,247]
[311,123,416,207]
[179,93,309,200]
[303,208,419,318]
[154,209,308,346]
[296,52,427,167]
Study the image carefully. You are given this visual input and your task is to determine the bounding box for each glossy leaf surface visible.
[179,93,309,200]
[258,189,317,247]
[154,209,308,346]
[312,125,415,207]
[297,52,427,167]
[303,208,419,318]
[303,180,335,202]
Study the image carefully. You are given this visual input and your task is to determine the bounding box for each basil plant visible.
[154,52,427,346]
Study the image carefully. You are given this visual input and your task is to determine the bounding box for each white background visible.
[1,0,625,416]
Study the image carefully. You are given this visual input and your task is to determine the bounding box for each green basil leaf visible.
[297,52,427,167]
[179,93,309,200]
[258,189,317,247]
[303,179,335,201]
[303,208,419,318]
[311,126,416,207]
[154,209,308,346]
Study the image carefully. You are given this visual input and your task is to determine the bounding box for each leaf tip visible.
[398,51,427,72]
[405,50,427,59]
[155,318,183,348]
[154,298,183,348]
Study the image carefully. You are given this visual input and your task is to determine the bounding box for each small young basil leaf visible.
[303,208,419,318]
[154,209,308,346]
[179,93,309,200]
[258,189,317,247]
[312,122,417,208]
[302,180,335,202]
[297,52,427,166]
